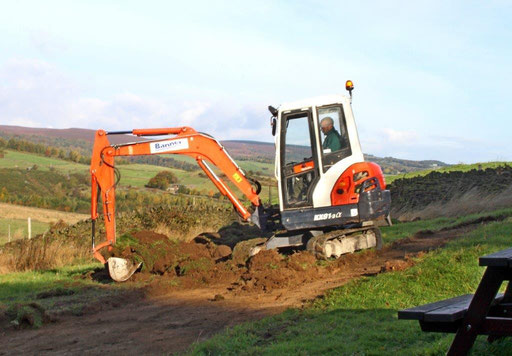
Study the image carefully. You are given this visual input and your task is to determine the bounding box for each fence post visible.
[28,217,31,239]
[8,224,11,243]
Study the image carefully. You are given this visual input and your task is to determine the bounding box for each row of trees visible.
[0,137,90,164]
[0,135,200,171]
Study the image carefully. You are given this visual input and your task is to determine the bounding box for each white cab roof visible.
[279,94,350,112]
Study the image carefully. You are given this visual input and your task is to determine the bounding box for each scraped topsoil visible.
[0,219,493,355]
[111,229,324,294]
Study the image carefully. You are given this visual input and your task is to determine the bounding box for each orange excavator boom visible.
[90,126,262,264]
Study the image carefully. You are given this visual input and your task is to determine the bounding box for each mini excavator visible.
[90,81,391,281]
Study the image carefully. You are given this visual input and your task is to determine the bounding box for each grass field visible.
[0,203,88,245]
[1,150,273,192]
[188,209,512,355]
[0,150,85,173]
[386,161,511,184]
[164,154,274,176]
[0,217,48,244]
[0,203,88,224]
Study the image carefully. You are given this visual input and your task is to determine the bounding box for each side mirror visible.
[271,117,277,136]
[268,105,278,136]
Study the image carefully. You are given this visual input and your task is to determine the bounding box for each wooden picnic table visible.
[398,247,512,355]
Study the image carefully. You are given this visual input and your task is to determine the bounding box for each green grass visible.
[0,263,131,321]
[386,161,511,184]
[188,211,512,355]
[237,160,274,176]
[381,207,512,244]
[0,218,49,244]
[166,154,275,176]
[0,263,102,303]
[0,150,85,173]
[118,163,211,188]
[1,150,271,193]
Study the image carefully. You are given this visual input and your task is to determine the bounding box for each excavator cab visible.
[277,101,356,211]
[260,82,391,255]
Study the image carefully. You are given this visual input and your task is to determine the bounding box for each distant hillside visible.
[364,154,449,175]
[224,140,449,174]
[0,125,141,145]
[0,125,449,175]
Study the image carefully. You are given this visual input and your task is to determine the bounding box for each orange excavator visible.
[90,81,391,281]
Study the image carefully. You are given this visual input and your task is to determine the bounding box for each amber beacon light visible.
[345,80,354,100]
[345,80,354,92]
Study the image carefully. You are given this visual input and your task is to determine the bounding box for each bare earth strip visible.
[0,203,88,225]
[0,223,478,355]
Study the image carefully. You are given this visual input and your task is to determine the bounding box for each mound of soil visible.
[109,229,329,295]
[111,230,232,276]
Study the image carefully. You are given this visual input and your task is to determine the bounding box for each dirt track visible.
[0,223,478,355]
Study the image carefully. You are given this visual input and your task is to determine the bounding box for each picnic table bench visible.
[398,247,512,355]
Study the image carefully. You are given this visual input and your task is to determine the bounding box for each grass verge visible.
[0,263,132,329]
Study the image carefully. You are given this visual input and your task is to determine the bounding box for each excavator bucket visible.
[107,257,142,282]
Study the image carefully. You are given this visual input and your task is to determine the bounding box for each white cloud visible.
[381,128,419,144]
[29,30,69,55]
[0,57,509,163]
[0,58,76,126]
[179,102,210,125]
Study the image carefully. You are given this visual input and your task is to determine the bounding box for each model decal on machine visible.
[313,212,342,221]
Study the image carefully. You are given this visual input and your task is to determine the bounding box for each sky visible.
[0,1,511,164]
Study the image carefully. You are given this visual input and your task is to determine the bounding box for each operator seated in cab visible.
[320,117,343,152]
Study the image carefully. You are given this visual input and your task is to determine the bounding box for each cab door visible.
[279,109,320,209]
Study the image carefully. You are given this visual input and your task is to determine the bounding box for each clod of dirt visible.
[287,252,317,271]
[247,250,283,272]
[381,259,414,272]
[7,303,54,329]
[232,238,268,265]
[193,232,221,244]
[110,230,234,278]
[211,294,225,302]
[210,245,232,261]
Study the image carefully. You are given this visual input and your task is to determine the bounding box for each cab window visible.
[281,111,317,208]
[318,105,351,171]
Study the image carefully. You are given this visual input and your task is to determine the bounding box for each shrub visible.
[145,171,179,190]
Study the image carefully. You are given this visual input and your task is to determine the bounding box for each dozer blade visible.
[107,257,142,282]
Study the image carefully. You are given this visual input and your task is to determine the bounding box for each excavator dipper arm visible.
[90,126,262,264]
